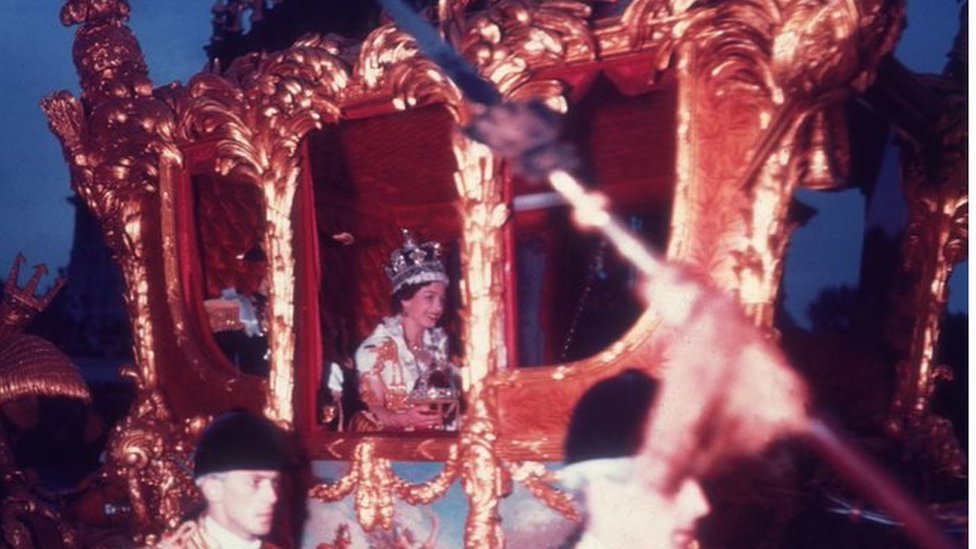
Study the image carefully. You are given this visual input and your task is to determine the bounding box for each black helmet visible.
[193,409,291,478]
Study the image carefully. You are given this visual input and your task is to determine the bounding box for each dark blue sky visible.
[0,1,966,326]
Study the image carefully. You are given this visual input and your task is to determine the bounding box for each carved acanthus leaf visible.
[680,1,781,104]
[354,25,465,119]
[104,367,207,541]
[357,24,427,90]
[177,74,258,180]
[461,0,595,96]
[621,0,692,53]
[772,0,904,98]
[178,35,348,182]
[40,92,88,162]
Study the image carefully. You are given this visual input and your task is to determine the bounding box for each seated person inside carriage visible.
[330,231,461,432]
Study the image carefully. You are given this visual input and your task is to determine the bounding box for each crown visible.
[1,253,66,333]
[385,230,449,294]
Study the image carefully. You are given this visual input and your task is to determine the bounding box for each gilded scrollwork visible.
[450,132,509,387]
[460,0,595,93]
[358,0,594,118]
[886,81,967,476]
[619,0,704,65]
[458,384,506,549]
[0,256,84,548]
[42,4,201,540]
[103,367,208,543]
[666,0,904,326]
[309,218,513,547]
[44,0,182,395]
[356,24,467,118]
[392,445,462,505]
[310,440,461,532]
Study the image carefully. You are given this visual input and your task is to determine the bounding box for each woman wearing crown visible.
[352,231,460,431]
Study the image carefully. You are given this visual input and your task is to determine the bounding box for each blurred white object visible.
[558,457,709,549]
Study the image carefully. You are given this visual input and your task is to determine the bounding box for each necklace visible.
[407,339,424,353]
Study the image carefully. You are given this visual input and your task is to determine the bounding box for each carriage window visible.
[308,104,464,432]
[513,75,677,366]
[191,173,271,377]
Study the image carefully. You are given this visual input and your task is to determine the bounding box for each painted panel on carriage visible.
[303,461,577,548]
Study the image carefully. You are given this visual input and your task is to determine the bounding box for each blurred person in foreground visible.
[559,267,810,549]
[560,369,711,549]
[157,410,292,548]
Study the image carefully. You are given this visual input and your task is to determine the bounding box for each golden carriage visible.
[26,0,967,545]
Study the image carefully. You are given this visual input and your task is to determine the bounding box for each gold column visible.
[886,92,967,476]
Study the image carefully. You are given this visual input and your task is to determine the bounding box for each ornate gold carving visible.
[172,35,349,425]
[0,255,89,405]
[103,367,206,543]
[619,0,691,59]
[0,256,84,548]
[668,7,789,322]
[460,0,595,96]
[451,133,509,387]
[1,467,80,548]
[356,0,593,117]
[665,0,904,326]
[44,0,182,395]
[44,7,179,540]
[310,440,461,531]
[43,7,201,539]
[310,382,530,549]
[887,86,967,476]
[458,384,505,549]
[356,24,466,116]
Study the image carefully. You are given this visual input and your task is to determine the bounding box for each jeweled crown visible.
[385,230,449,294]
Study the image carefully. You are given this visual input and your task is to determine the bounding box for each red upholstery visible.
[192,175,267,299]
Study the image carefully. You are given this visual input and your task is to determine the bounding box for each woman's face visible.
[400,282,447,330]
